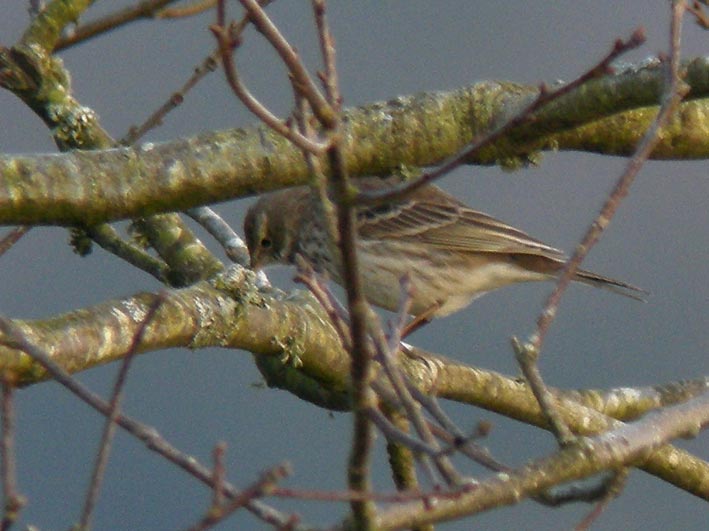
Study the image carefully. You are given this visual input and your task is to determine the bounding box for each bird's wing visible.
[356,187,565,257]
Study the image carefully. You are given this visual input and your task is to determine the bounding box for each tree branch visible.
[2,60,709,225]
[370,392,709,530]
[1,272,708,500]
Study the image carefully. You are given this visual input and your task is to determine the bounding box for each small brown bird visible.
[244,179,643,322]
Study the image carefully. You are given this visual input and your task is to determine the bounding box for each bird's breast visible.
[356,241,550,317]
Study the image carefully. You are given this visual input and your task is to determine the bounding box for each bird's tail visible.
[510,253,648,301]
[574,269,648,302]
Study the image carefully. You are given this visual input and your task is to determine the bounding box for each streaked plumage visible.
[244,179,643,319]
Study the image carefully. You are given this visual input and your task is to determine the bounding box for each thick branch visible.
[0,272,707,500]
[21,0,95,51]
[370,392,709,530]
[0,267,350,393]
[0,8,221,285]
[431,359,709,500]
[2,59,709,225]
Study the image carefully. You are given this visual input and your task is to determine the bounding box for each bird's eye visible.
[260,238,272,249]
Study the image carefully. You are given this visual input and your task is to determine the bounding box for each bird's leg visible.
[401,303,441,339]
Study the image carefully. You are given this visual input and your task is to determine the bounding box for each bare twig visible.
[120,57,219,145]
[372,391,709,530]
[355,29,646,206]
[0,318,295,528]
[366,279,466,486]
[366,407,442,459]
[210,8,327,154]
[294,257,352,351]
[284,1,378,524]
[502,3,689,455]
[512,337,575,445]
[370,322,463,486]
[123,1,274,144]
[211,442,227,510]
[185,463,292,531]
[405,386,472,450]
[380,409,435,531]
[223,0,378,524]
[428,421,623,508]
[78,293,166,529]
[313,0,341,110]
[687,1,709,28]
[0,374,26,531]
[324,86,377,531]
[55,0,180,51]
[575,469,629,531]
[238,0,335,128]
[427,421,502,469]
[187,206,251,267]
[0,227,30,259]
[158,0,217,19]
[86,224,169,282]
[528,1,689,354]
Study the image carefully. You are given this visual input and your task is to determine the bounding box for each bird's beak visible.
[249,252,260,270]
[249,248,266,271]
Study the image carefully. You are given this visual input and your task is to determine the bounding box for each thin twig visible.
[78,293,166,529]
[0,319,295,528]
[512,337,575,445]
[187,206,251,267]
[368,404,444,491]
[367,406,446,457]
[313,0,341,110]
[687,1,709,28]
[373,391,709,530]
[0,227,30,259]
[355,28,646,207]
[122,0,273,145]
[291,85,342,253]
[426,421,502,469]
[294,257,352,351]
[574,469,629,530]
[121,56,219,145]
[235,0,381,520]
[370,320,463,486]
[158,0,217,18]
[211,442,227,510]
[289,1,378,524]
[375,278,463,485]
[86,224,169,282]
[0,373,26,531]
[428,421,616,507]
[210,8,327,154]
[238,0,335,128]
[528,1,689,354]
[409,386,501,469]
[506,4,688,451]
[380,410,436,531]
[405,386,468,446]
[326,126,378,528]
[185,463,292,531]
[55,0,180,51]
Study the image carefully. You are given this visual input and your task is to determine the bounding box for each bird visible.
[244,178,644,326]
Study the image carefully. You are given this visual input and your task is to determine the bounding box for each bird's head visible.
[243,188,305,270]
